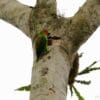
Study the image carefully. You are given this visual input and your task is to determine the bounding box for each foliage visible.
[16,85,31,91]
[75,80,91,85]
[69,57,100,99]
[78,61,99,75]
[72,85,84,100]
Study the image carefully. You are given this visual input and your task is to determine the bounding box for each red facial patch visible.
[43,29,48,36]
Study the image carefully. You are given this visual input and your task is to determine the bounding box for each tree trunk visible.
[30,46,71,100]
[0,0,99,100]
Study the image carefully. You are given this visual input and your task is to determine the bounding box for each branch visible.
[66,0,100,53]
[37,0,56,6]
[0,0,32,38]
[36,0,56,13]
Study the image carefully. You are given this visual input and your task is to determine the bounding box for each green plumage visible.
[35,31,48,60]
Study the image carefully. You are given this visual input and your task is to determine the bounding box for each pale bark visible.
[0,0,32,37]
[0,0,100,100]
[30,46,70,100]
[67,0,100,53]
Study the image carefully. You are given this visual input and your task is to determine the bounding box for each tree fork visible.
[0,0,100,100]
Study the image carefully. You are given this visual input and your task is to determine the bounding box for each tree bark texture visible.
[30,46,70,100]
[0,0,100,100]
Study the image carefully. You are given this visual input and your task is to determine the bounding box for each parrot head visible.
[43,29,50,36]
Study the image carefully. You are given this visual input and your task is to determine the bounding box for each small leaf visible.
[87,61,97,68]
[72,85,84,100]
[88,67,100,72]
[15,85,31,91]
[78,67,100,75]
[75,80,91,85]
[78,61,98,75]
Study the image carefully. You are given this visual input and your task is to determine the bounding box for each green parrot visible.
[35,30,49,61]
